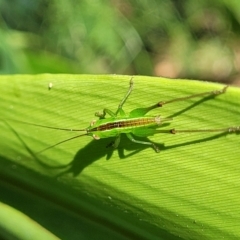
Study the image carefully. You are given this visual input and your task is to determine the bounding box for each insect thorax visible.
[87,116,161,138]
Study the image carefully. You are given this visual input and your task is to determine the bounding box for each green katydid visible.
[9,79,240,153]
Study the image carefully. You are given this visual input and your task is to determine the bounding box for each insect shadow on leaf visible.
[3,79,240,176]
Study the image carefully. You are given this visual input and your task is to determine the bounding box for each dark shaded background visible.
[1,0,240,86]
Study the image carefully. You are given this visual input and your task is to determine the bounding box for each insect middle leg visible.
[95,78,134,118]
[106,135,121,149]
[115,78,134,116]
[126,133,160,152]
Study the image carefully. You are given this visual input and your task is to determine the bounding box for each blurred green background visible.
[1,0,240,85]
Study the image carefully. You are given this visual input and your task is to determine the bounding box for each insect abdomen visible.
[89,117,160,138]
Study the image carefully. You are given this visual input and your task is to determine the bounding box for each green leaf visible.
[0,202,60,240]
[0,74,239,239]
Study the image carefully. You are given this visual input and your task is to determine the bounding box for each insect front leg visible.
[126,133,160,153]
[95,108,116,119]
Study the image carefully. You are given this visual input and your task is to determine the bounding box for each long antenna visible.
[4,119,86,132]
[36,133,88,154]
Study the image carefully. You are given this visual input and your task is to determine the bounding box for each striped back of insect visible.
[87,116,162,139]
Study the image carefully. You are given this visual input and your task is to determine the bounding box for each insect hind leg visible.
[157,85,228,107]
[129,86,228,117]
[126,133,160,152]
